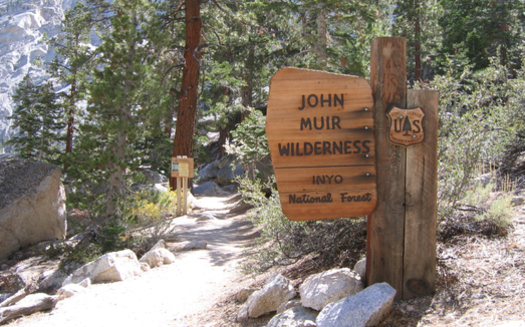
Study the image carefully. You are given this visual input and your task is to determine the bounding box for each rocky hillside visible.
[0,0,74,152]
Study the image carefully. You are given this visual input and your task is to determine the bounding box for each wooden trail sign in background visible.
[266,68,376,221]
[367,37,438,300]
[171,157,194,216]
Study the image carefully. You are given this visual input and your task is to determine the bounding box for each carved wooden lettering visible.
[266,68,377,221]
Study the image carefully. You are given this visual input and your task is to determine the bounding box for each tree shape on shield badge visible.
[387,107,425,146]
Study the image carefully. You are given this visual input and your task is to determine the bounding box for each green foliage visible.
[229,109,269,163]
[438,0,525,71]
[393,0,443,82]
[463,180,514,230]
[5,74,65,165]
[100,221,128,253]
[238,176,366,272]
[58,242,102,274]
[419,57,521,218]
[65,0,170,219]
[123,189,179,226]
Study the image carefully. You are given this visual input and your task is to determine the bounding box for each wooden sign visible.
[171,157,194,178]
[171,156,194,216]
[387,106,425,146]
[266,68,376,221]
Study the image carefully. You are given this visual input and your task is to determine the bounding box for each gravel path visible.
[6,193,257,327]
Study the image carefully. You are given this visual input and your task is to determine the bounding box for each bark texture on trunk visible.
[316,9,327,65]
[170,0,202,190]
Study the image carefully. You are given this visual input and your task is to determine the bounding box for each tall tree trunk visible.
[106,129,126,216]
[316,9,327,65]
[241,46,254,121]
[170,0,202,190]
[65,33,80,170]
[414,0,421,82]
[218,127,228,158]
[106,10,137,217]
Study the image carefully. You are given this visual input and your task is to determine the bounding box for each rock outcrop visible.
[299,268,363,311]
[0,0,77,149]
[354,258,366,281]
[238,274,296,320]
[139,244,176,268]
[267,306,318,327]
[316,282,396,327]
[0,155,67,259]
[62,250,142,286]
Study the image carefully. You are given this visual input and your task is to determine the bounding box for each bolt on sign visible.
[266,68,377,221]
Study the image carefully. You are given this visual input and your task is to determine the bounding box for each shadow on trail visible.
[172,193,259,267]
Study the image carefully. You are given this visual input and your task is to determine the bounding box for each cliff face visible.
[0,0,74,153]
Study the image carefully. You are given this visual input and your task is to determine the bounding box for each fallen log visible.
[0,293,58,324]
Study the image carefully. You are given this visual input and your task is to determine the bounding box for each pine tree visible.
[438,0,525,72]
[71,0,158,218]
[46,2,97,161]
[171,0,202,159]
[393,0,443,83]
[6,74,65,165]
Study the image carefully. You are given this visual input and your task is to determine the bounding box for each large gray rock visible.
[300,268,363,311]
[216,162,244,186]
[267,306,318,327]
[198,161,219,182]
[140,169,168,184]
[0,156,67,259]
[193,181,229,197]
[277,299,302,314]
[38,269,68,292]
[354,259,366,281]
[316,283,396,327]
[139,248,175,268]
[62,250,142,286]
[238,274,296,320]
[56,283,86,299]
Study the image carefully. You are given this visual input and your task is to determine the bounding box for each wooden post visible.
[176,177,182,216]
[368,37,407,299]
[403,90,438,298]
[182,177,188,215]
[368,37,438,300]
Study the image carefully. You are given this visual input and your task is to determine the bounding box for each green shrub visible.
[422,57,522,221]
[238,176,366,273]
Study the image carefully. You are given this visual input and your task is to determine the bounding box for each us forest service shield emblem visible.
[387,106,425,146]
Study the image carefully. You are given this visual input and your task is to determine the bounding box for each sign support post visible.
[367,37,438,300]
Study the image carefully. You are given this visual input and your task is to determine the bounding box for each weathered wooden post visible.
[367,37,438,299]
[171,156,194,216]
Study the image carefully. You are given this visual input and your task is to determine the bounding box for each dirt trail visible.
[6,193,258,327]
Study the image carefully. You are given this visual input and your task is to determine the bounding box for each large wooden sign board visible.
[266,68,376,221]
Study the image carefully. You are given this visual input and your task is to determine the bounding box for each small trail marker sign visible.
[171,157,194,178]
[266,68,376,221]
[171,156,194,215]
